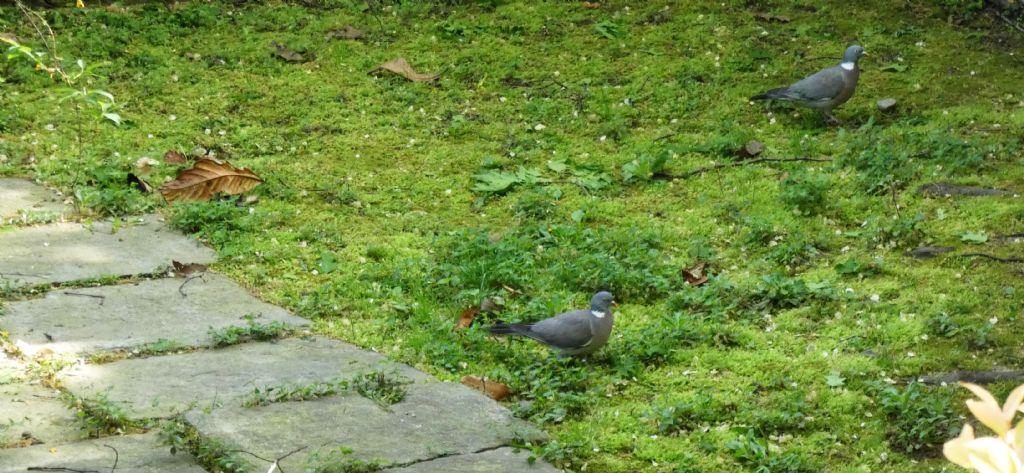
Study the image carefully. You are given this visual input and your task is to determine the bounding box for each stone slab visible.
[0,431,206,472]
[2,273,310,355]
[0,178,71,220]
[1,380,81,447]
[186,381,547,472]
[382,448,561,473]
[0,215,215,288]
[61,336,429,419]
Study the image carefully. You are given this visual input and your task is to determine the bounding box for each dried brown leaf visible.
[460,375,511,401]
[582,1,601,8]
[158,158,263,202]
[326,25,364,40]
[455,307,478,331]
[172,260,208,276]
[164,150,187,164]
[682,261,708,286]
[373,57,439,82]
[271,41,305,63]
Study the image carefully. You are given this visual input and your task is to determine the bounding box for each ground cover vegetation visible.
[1,0,1023,471]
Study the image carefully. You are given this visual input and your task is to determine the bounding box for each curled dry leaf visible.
[271,40,305,62]
[126,173,153,193]
[326,25,364,40]
[135,156,159,174]
[373,57,439,82]
[158,158,263,202]
[455,306,479,331]
[682,261,709,286]
[172,260,208,276]
[164,150,187,164]
[461,375,511,401]
[582,1,601,8]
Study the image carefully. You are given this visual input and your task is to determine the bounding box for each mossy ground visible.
[1,1,1023,472]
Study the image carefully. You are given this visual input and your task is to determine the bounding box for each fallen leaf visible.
[184,52,202,61]
[455,307,479,331]
[126,173,153,193]
[752,12,791,22]
[326,25,364,40]
[582,1,601,8]
[480,297,504,314]
[461,375,511,400]
[158,158,263,202]
[271,40,305,63]
[736,140,765,159]
[164,150,187,164]
[372,57,439,82]
[682,261,709,286]
[172,260,208,276]
[135,157,159,174]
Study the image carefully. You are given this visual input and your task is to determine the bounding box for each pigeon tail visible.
[489,323,534,337]
[750,86,791,101]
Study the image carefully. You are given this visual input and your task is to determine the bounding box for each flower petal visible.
[966,437,1022,473]
[945,423,976,469]
[964,382,1013,434]
[1004,384,1024,420]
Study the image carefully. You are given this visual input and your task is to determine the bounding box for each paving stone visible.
[1,379,81,447]
[0,431,205,472]
[382,448,561,473]
[61,337,429,419]
[0,215,215,288]
[186,381,547,472]
[0,178,71,220]
[2,273,310,356]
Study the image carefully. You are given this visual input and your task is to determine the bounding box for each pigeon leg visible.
[823,111,843,125]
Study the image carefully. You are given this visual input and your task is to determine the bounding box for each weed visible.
[765,236,820,269]
[874,382,960,455]
[748,273,833,311]
[867,213,928,250]
[159,417,249,473]
[243,379,349,407]
[67,393,136,438]
[968,322,995,350]
[622,149,671,184]
[644,394,720,435]
[724,428,816,472]
[925,312,961,338]
[305,447,382,473]
[834,256,883,278]
[208,317,292,347]
[351,371,407,408]
[778,170,830,216]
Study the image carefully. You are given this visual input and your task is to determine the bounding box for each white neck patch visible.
[841,62,855,71]
[591,310,606,318]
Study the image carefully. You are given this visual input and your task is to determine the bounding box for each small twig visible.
[960,253,1024,263]
[919,369,1024,385]
[178,274,204,297]
[104,444,118,473]
[653,131,680,142]
[62,292,106,306]
[27,468,102,473]
[675,157,832,179]
[990,8,1024,34]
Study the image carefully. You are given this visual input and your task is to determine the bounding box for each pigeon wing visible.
[529,309,594,349]
[785,66,845,102]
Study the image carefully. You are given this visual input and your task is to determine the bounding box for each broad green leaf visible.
[103,113,122,126]
[960,231,988,244]
[471,171,519,194]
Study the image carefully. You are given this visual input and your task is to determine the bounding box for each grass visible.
[1,1,1023,471]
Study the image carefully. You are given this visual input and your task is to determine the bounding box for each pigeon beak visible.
[612,301,619,307]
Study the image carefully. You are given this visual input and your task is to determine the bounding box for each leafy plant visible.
[622,149,671,184]
[725,428,816,472]
[159,417,249,473]
[68,394,136,438]
[208,317,292,347]
[874,382,960,454]
[351,371,408,407]
[778,171,830,216]
[243,379,350,407]
[644,395,720,435]
[834,257,883,278]
[925,312,960,338]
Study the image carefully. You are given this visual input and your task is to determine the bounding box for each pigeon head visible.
[591,291,616,313]
[843,45,865,64]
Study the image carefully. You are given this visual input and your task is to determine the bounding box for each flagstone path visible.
[0,178,558,472]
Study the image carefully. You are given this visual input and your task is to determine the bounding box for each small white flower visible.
[168,114,177,121]
[45,124,55,131]
[534,123,546,131]
[870,294,880,302]
[845,288,854,294]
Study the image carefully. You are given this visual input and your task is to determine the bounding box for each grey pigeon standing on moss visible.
[750,45,866,124]
[488,291,616,357]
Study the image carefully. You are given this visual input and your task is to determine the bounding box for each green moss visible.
[3,1,1022,471]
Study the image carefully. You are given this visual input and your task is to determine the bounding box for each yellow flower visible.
[75,0,85,8]
[946,425,1024,473]
[962,382,1024,436]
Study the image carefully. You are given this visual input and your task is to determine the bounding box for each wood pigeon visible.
[750,45,865,124]
[488,291,616,357]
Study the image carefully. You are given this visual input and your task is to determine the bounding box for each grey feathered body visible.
[490,308,615,356]
[753,64,859,113]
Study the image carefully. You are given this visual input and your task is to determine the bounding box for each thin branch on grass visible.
[62,292,106,305]
[960,253,1024,263]
[229,446,306,473]
[673,157,833,179]
[919,369,1024,385]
